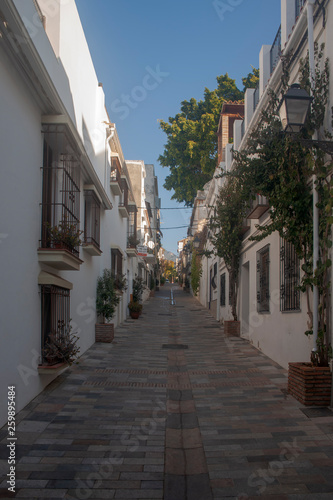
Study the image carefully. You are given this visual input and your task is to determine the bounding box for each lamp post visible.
[278,0,319,354]
[193,235,200,250]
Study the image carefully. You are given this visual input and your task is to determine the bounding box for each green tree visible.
[190,249,202,296]
[210,176,249,320]
[159,70,258,206]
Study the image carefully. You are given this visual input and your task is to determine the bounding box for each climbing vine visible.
[230,43,333,364]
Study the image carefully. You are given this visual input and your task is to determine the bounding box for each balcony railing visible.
[296,0,306,18]
[110,156,122,195]
[118,177,129,218]
[247,195,269,219]
[270,25,281,75]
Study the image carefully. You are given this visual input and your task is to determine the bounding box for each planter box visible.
[224,320,240,337]
[95,323,114,343]
[288,362,332,406]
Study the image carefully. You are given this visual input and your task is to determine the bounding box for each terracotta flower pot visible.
[130,311,140,319]
[288,362,332,406]
[95,323,114,343]
[224,320,240,336]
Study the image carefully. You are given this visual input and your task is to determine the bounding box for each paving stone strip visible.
[1,285,333,499]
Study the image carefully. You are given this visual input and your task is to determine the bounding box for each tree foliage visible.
[210,176,249,320]
[159,70,259,206]
[190,249,202,296]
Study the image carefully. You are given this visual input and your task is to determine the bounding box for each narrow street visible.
[1,285,333,499]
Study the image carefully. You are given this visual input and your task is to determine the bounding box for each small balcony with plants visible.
[39,218,84,271]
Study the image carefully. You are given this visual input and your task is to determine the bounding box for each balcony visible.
[118,177,129,218]
[38,245,83,271]
[126,233,138,258]
[110,156,122,196]
[247,195,269,219]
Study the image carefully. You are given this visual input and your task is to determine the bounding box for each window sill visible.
[38,248,83,271]
[83,243,102,256]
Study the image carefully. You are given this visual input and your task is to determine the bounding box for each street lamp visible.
[193,235,200,250]
[277,84,312,133]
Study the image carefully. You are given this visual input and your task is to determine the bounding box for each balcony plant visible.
[95,269,120,342]
[127,234,139,248]
[46,220,83,251]
[42,321,80,366]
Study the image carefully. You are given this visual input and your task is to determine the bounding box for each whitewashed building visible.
[192,0,333,370]
[0,0,154,427]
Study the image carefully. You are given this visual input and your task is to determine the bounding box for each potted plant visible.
[95,269,120,342]
[42,321,80,366]
[46,219,83,252]
[128,300,143,319]
[149,275,155,297]
[127,234,139,248]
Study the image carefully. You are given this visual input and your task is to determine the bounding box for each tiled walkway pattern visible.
[1,285,333,499]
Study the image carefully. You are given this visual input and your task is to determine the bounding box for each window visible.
[41,125,81,256]
[127,207,138,248]
[40,285,70,363]
[257,245,270,313]
[229,274,232,306]
[280,239,300,311]
[220,273,226,307]
[111,248,123,285]
[84,190,101,249]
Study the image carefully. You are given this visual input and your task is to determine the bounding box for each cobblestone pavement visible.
[1,285,333,499]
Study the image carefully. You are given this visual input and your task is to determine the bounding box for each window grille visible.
[257,245,270,313]
[280,239,300,311]
[296,0,306,18]
[41,125,81,257]
[111,248,123,281]
[270,25,281,75]
[84,190,101,249]
[40,285,70,363]
[220,273,226,307]
[127,207,137,247]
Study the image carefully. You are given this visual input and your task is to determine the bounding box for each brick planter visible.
[288,362,332,406]
[95,323,114,343]
[224,320,240,337]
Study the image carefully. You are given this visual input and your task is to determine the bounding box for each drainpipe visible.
[307,0,319,354]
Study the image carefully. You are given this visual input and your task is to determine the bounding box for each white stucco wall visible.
[0,0,136,427]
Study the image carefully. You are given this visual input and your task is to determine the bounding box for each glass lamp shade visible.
[278,84,312,133]
[193,235,200,249]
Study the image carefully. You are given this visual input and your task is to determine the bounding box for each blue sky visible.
[76,0,281,254]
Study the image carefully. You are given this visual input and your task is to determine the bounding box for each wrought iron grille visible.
[257,245,270,313]
[220,273,226,307]
[296,0,306,18]
[127,209,138,247]
[40,285,70,363]
[84,190,101,249]
[119,178,129,210]
[111,249,123,279]
[270,25,281,75]
[280,239,300,311]
[41,125,81,257]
